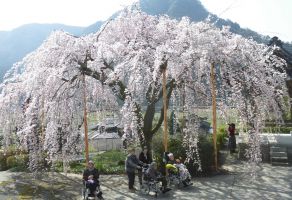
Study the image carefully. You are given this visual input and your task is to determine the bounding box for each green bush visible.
[117,160,125,166]
[6,154,29,170]
[152,132,215,176]
[0,147,27,171]
[0,152,8,171]
[196,135,214,175]
[216,126,228,149]
[6,156,18,168]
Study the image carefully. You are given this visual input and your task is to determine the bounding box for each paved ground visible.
[1,152,292,200]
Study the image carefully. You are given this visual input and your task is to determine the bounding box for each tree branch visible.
[151,79,175,134]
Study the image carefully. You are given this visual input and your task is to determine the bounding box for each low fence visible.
[89,138,123,152]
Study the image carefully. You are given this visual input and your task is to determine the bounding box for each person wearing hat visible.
[83,160,103,198]
[125,147,141,192]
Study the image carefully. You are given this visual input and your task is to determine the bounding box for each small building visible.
[89,132,123,151]
[88,117,123,151]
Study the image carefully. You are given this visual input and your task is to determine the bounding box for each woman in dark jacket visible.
[139,146,152,164]
[138,146,152,185]
[83,160,103,198]
[228,123,236,153]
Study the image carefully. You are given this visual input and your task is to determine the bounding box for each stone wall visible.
[238,134,292,163]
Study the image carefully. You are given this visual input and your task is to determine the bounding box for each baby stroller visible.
[82,180,103,200]
[140,164,161,197]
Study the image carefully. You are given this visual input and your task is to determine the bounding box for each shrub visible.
[9,154,29,172]
[6,154,29,170]
[0,152,8,171]
[117,160,125,166]
[152,132,215,176]
[196,135,214,175]
[216,126,228,149]
[6,156,18,168]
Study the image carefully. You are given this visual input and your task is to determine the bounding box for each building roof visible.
[90,132,121,139]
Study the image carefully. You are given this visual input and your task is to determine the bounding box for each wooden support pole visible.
[163,68,168,152]
[82,73,89,165]
[210,62,218,171]
[41,94,45,143]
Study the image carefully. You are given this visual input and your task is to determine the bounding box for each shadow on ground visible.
[0,172,82,200]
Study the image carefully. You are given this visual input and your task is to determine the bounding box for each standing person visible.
[138,146,152,185]
[139,146,152,164]
[125,147,141,192]
[228,123,236,153]
[83,160,103,199]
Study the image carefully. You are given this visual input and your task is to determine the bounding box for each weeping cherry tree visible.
[0,10,288,174]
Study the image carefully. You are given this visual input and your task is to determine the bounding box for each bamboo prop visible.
[82,73,89,165]
[163,68,168,152]
[210,63,218,171]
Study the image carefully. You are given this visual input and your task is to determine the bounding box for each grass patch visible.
[52,150,127,174]
[93,150,126,174]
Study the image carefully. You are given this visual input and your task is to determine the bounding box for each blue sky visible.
[200,0,292,42]
[0,0,291,42]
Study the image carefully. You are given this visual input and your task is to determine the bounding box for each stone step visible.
[270,146,287,152]
[271,161,289,166]
[271,156,288,160]
[270,152,287,157]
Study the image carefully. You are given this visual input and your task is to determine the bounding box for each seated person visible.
[167,153,175,164]
[165,153,178,175]
[165,163,178,175]
[146,162,171,193]
[174,159,192,184]
[83,160,103,198]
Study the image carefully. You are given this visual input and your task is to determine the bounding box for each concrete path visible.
[1,154,292,199]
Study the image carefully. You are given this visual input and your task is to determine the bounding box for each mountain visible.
[139,0,270,44]
[0,0,291,80]
[140,0,208,21]
[0,23,85,79]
